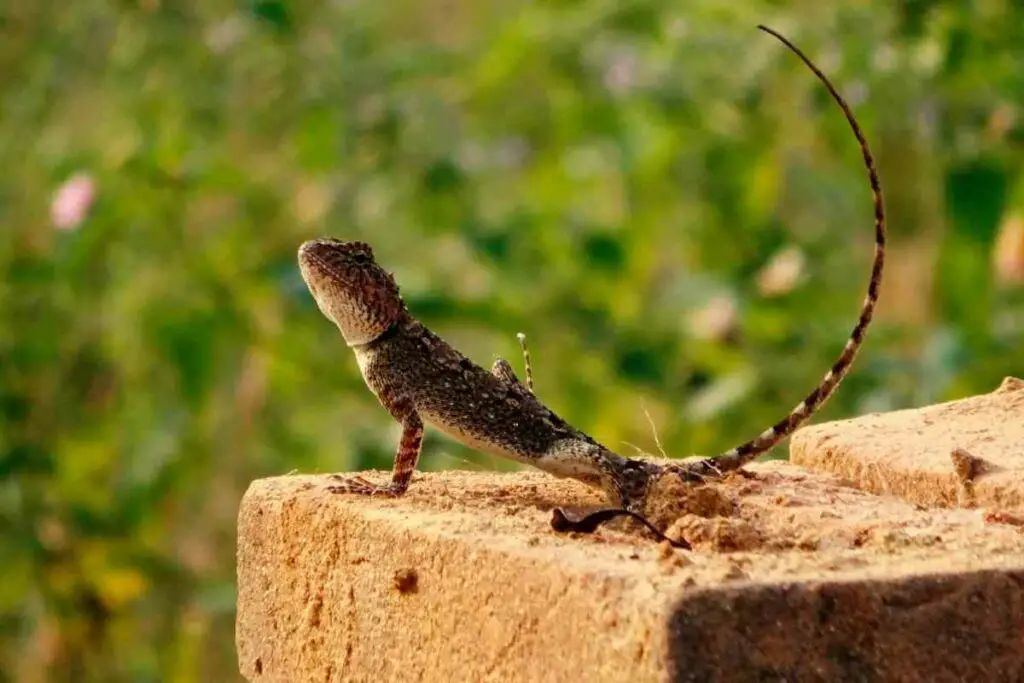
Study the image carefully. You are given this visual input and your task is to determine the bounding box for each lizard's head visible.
[298,238,407,346]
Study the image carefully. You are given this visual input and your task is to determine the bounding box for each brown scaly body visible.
[297,25,886,533]
[299,239,656,505]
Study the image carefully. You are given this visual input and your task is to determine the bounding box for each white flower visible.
[757,246,806,297]
[688,295,738,342]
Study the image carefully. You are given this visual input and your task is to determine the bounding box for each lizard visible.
[296,25,885,544]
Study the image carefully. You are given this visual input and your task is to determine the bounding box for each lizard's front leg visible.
[328,395,423,497]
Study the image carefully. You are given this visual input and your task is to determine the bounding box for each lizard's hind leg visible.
[492,333,535,392]
[490,357,523,386]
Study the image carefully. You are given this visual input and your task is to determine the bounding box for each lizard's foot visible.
[667,458,757,482]
[664,459,725,483]
[327,474,403,497]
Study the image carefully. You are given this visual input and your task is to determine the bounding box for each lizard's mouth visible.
[298,249,347,291]
[298,240,327,263]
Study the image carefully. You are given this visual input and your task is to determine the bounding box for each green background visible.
[3,1,1023,680]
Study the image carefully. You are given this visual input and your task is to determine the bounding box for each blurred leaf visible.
[249,0,292,33]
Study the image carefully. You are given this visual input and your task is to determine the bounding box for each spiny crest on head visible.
[301,238,377,271]
[341,240,375,262]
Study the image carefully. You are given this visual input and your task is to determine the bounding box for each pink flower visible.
[603,49,638,96]
[51,173,96,231]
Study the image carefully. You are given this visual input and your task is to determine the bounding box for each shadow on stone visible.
[666,571,1024,683]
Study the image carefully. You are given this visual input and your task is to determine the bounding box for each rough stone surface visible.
[792,376,1024,510]
[236,464,1024,683]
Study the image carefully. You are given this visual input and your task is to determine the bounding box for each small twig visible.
[621,441,657,459]
[640,400,668,459]
[516,332,534,392]
[437,451,489,472]
[550,507,691,550]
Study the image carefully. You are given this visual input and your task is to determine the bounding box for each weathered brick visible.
[236,465,1024,682]
[793,377,1024,510]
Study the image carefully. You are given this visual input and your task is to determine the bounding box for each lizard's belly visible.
[419,407,610,491]
[418,408,537,464]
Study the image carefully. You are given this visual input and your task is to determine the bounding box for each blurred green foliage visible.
[2,0,1023,680]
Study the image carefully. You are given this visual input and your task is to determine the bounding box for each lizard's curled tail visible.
[706,25,886,473]
[549,26,886,544]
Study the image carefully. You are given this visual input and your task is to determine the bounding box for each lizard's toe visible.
[693,459,724,478]
[664,460,723,483]
[327,475,379,496]
[327,476,404,497]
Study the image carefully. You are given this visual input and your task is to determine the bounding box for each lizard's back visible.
[357,319,599,465]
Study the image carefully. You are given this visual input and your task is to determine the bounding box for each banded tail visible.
[711,25,886,471]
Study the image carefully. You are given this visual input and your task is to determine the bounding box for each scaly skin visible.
[297,25,885,525]
[298,238,660,506]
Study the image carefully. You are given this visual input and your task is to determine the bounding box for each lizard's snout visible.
[298,238,374,266]
[298,238,336,259]
[297,239,323,264]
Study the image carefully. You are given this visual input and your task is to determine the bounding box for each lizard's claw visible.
[327,475,401,497]
[691,458,724,478]
[676,458,759,481]
[664,459,724,484]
